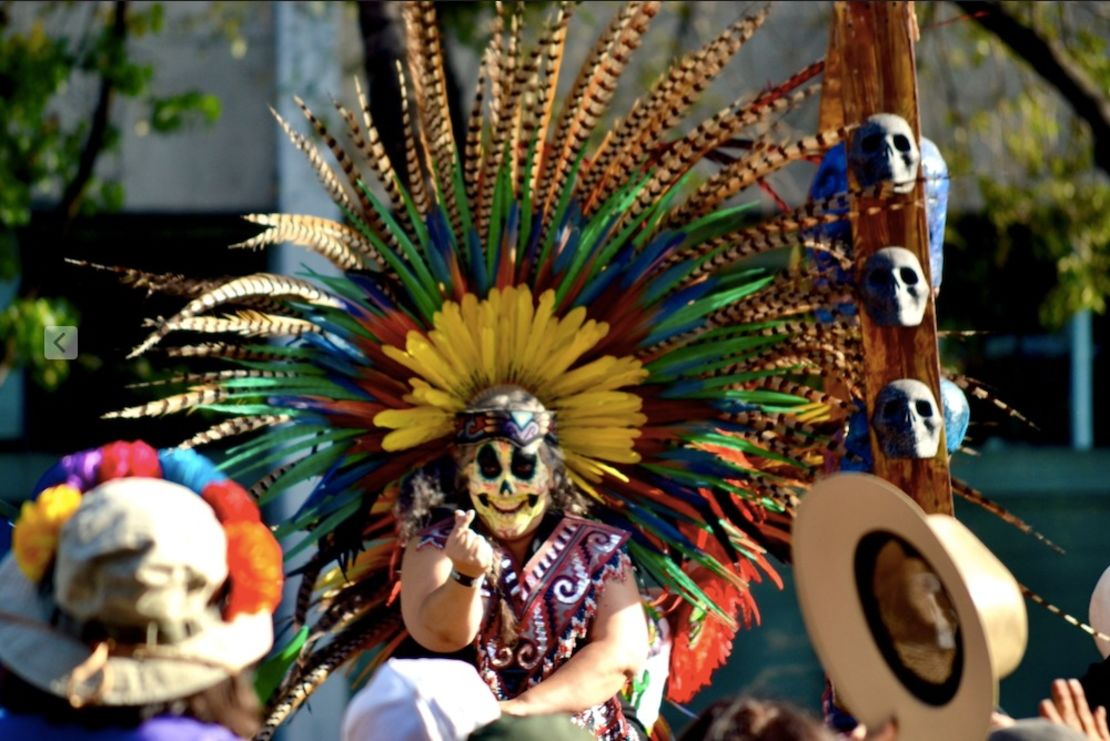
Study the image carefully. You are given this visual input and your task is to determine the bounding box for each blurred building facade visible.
[0,0,1106,733]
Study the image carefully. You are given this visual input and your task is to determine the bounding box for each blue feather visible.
[573,245,633,309]
[520,209,544,269]
[424,207,455,290]
[642,258,699,305]
[624,230,684,290]
[467,229,488,294]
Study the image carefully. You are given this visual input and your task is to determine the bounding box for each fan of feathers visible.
[78,2,1067,735]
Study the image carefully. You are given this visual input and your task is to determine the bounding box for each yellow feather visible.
[377,415,454,451]
[546,356,645,397]
[373,286,646,472]
[435,303,480,376]
[405,336,466,398]
[409,381,465,412]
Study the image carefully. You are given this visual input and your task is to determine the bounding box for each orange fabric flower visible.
[224,521,284,619]
[202,480,261,524]
[12,484,83,582]
[98,440,161,482]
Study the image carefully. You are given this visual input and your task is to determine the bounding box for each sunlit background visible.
[0,2,1107,738]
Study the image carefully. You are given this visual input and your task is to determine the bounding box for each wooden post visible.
[822,1,953,515]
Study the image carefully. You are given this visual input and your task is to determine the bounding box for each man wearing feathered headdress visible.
[398,386,648,740]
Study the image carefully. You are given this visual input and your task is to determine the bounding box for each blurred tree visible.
[0,0,220,392]
[919,1,1110,328]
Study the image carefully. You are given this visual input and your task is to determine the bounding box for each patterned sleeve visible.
[586,523,633,597]
[414,517,455,551]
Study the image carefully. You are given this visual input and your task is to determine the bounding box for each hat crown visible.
[53,478,228,640]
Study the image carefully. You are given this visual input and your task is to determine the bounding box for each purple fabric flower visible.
[31,447,102,494]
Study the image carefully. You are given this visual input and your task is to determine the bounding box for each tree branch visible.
[56,0,128,223]
[356,0,408,188]
[952,0,1110,175]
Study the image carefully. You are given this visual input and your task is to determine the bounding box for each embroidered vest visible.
[418,514,634,740]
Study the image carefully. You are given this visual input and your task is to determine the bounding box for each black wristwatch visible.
[450,568,484,588]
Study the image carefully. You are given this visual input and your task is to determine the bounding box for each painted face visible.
[466,440,550,541]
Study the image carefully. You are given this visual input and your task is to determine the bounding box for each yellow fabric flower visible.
[12,484,83,582]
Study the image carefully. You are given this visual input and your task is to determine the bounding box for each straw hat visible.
[0,477,273,706]
[793,473,1027,741]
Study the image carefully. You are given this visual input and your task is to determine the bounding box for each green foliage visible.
[0,13,79,228]
[150,91,221,133]
[918,2,1110,328]
[0,2,221,391]
[0,296,78,389]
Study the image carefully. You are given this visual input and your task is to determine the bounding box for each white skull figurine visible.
[849,113,920,193]
[860,247,928,326]
[872,379,941,459]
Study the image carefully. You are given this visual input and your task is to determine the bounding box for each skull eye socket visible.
[868,269,893,287]
[893,134,912,152]
[915,400,934,417]
[477,444,502,480]
[510,450,537,481]
[882,400,903,418]
[861,133,882,153]
[899,266,920,285]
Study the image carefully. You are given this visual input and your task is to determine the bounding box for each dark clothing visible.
[1080,655,1110,712]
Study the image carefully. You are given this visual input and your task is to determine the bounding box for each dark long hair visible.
[677,697,835,741]
[0,664,262,738]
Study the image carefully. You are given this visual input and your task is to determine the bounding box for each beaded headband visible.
[455,409,556,450]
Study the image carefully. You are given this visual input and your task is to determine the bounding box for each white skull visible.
[872,379,941,459]
[860,247,928,327]
[849,113,920,193]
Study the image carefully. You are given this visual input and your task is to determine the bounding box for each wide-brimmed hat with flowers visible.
[0,440,283,707]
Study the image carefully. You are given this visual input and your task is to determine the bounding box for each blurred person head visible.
[342,659,501,741]
[468,714,593,740]
[0,441,283,738]
[677,697,835,741]
[989,719,1087,740]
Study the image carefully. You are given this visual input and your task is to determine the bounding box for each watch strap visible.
[450,568,483,588]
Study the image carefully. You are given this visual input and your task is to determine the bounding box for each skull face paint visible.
[466,440,551,541]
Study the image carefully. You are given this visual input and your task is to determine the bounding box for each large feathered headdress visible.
[96,1,992,732]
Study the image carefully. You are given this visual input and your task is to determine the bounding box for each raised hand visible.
[1040,678,1110,741]
[445,509,493,578]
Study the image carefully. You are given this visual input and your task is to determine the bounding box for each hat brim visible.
[0,553,272,706]
[793,473,1026,741]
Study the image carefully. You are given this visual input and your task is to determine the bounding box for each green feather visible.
[356,182,440,300]
[486,145,512,277]
[284,497,363,560]
[344,203,437,320]
[261,443,354,507]
[254,626,310,703]
[535,151,587,273]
